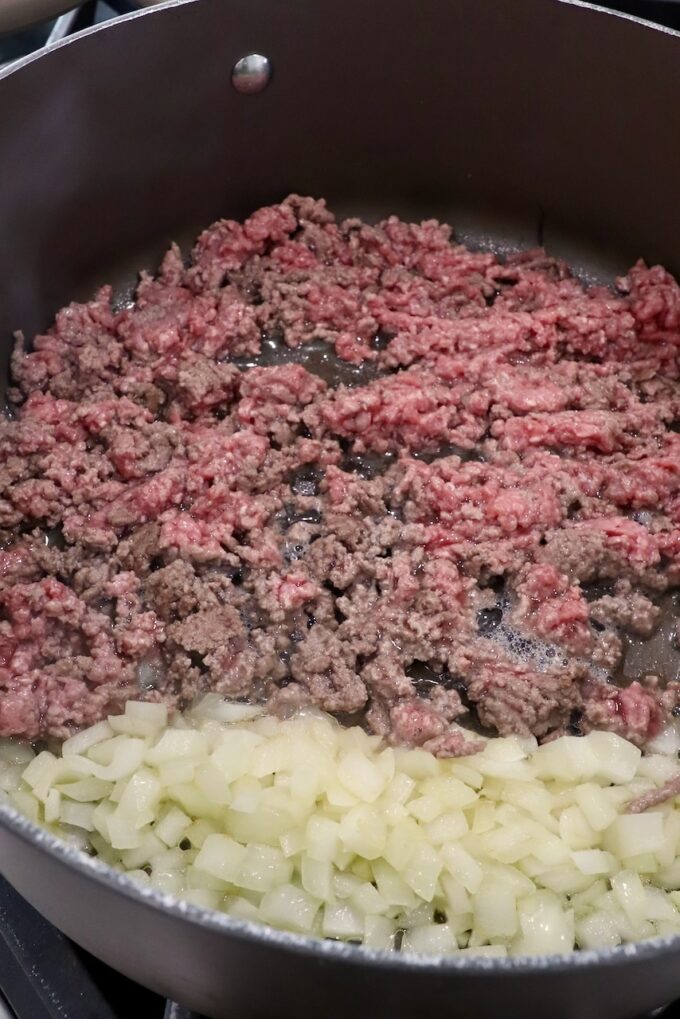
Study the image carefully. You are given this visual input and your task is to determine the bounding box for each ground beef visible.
[1,195,678,753]
[581,680,666,747]
[0,577,143,740]
[511,564,593,657]
[627,773,680,814]
[457,643,584,739]
[589,581,661,638]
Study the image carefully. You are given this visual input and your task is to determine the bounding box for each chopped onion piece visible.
[6,698,680,959]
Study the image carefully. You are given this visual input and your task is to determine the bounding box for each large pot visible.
[0,1,679,1016]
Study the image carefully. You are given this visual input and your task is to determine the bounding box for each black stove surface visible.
[0,1,679,1018]
[598,0,680,27]
[0,877,193,1019]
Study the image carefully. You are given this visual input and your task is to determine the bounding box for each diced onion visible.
[6,701,680,958]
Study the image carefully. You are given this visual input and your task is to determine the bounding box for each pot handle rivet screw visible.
[231,54,272,95]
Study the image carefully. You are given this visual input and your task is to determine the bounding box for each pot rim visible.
[1,0,679,84]
[1,0,679,979]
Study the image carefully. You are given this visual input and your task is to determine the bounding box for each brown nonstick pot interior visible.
[0,1,679,1016]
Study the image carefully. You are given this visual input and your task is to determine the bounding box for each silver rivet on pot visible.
[231,54,272,95]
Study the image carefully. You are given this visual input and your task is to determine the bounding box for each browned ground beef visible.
[0,195,678,752]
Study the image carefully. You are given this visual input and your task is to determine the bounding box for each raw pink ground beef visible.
[0,195,678,754]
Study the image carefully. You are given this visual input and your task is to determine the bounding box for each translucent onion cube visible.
[401,923,457,955]
[571,850,617,875]
[363,914,395,950]
[605,812,666,859]
[194,834,248,882]
[155,807,192,848]
[611,870,648,926]
[514,891,574,955]
[21,751,58,801]
[440,844,484,894]
[337,750,388,803]
[259,884,320,933]
[301,857,334,901]
[145,730,208,765]
[116,768,162,829]
[62,721,114,757]
[59,800,97,831]
[90,739,147,782]
[586,732,642,785]
[339,805,387,860]
[322,902,364,940]
[575,911,621,951]
[573,784,619,833]
[402,843,442,901]
[235,843,293,893]
[473,882,518,938]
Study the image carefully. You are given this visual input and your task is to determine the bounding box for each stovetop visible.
[0,876,194,1019]
[1,1,680,1017]
[0,1,138,68]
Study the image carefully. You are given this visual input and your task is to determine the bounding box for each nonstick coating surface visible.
[0,1,679,1016]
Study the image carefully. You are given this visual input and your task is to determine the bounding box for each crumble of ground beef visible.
[510,564,593,657]
[1,195,678,753]
[627,774,680,814]
[589,580,661,638]
[460,648,584,740]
